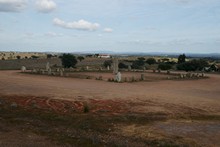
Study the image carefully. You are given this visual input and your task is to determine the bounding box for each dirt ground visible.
[0,70,220,146]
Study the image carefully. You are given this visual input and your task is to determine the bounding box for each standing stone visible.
[143,67,146,72]
[86,66,89,70]
[115,72,122,82]
[113,58,119,74]
[128,65,132,71]
[179,74,184,79]
[32,68,37,73]
[69,67,74,71]
[21,66,26,72]
[107,66,110,71]
[41,69,44,74]
[48,68,51,75]
[153,69,156,73]
[46,62,50,71]
[167,70,170,74]
[131,76,135,82]
[158,69,161,73]
[60,69,63,76]
[141,74,145,81]
[201,73,205,77]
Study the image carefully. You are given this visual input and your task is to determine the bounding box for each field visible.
[0,70,220,146]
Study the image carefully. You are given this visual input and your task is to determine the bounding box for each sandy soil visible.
[0,70,220,113]
[1,70,220,146]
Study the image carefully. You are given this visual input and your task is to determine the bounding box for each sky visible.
[0,0,220,53]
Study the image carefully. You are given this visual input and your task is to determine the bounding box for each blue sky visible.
[0,0,220,53]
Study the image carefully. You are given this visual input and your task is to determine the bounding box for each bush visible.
[31,55,39,59]
[131,58,145,69]
[158,63,173,70]
[146,58,156,65]
[118,62,128,69]
[77,56,85,62]
[60,54,78,68]
[103,60,112,68]
[177,59,209,71]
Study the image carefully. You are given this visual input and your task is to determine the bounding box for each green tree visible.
[137,57,145,61]
[118,62,128,69]
[158,63,173,70]
[132,58,145,69]
[31,55,39,59]
[103,60,112,68]
[77,56,85,62]
[60,54,78,68]
[177,59,209,71]
[178,54,186,64]
[146,58,156,65]
[47,54,53,59]
[16,55,21,59]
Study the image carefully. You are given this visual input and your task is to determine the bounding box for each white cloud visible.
[0,0,27,12]
[53,18,100,31]
[36,0,56,13]
[103,28,113,33]
[23,32,35,39]
[44,32,63,37]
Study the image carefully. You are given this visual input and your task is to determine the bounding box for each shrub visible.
[177,59,209,71]
[60,54,78,68]
[158,63,173,70]
[103,60,112,68]
[118,62,128,69]
[77,56,85,62]
[146,58,156,65]
[131,58,145,69]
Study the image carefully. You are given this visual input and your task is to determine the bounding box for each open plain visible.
[0,70,220,146]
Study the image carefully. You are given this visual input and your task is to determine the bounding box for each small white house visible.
[98,54,111,58]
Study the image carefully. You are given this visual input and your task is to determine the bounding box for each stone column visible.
[141,74,145,81]
[60,69,63,76]
[113,58,119,74]
[115,72,121,82]
[48,68,51,75]
[128,65,131,71]
[46,62,50,71]
[21,66,26,72]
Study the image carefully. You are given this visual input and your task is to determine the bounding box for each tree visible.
[146,58,156,65]
[158,63,172,70]
[177,59,209,71]
[31,55,39,59]
[77,56,85,62]
[131,58,145,69]
[178,54,186,64]
[60,54,78,68]
[137,57,145,61]
[119,62,128,69]
[47,54,53,59]
[103,60,112,68]
[16,55,21,59]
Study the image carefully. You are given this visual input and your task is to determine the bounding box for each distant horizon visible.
[1,50,220,55]
[0,0,220,53]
